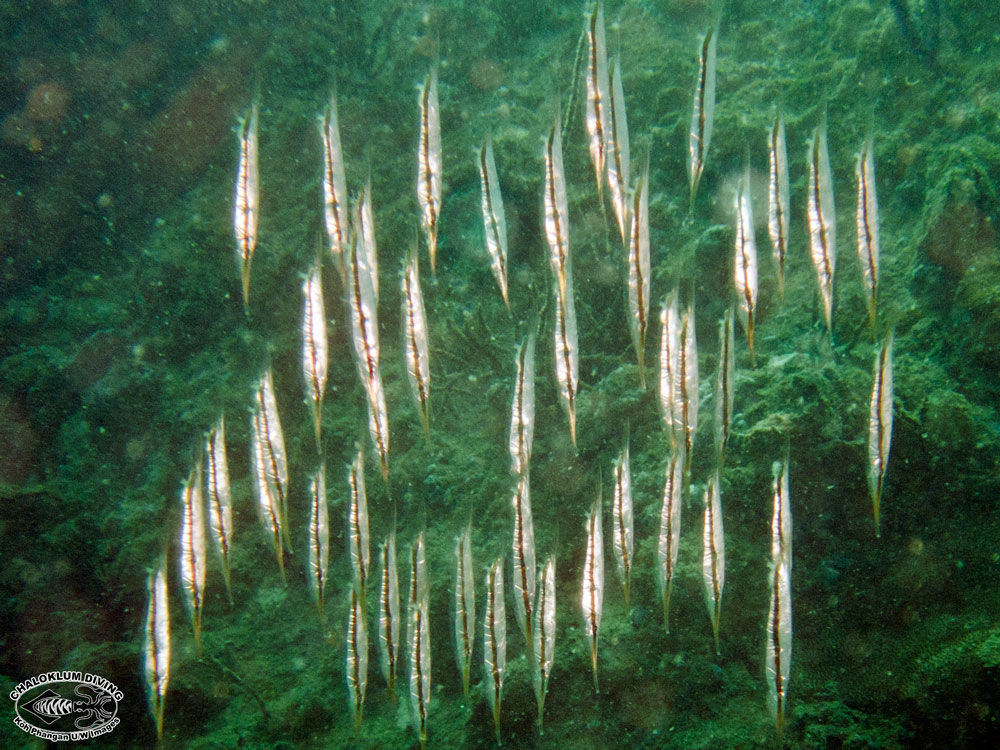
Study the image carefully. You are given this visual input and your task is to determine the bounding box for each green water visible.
[2,1,999,747]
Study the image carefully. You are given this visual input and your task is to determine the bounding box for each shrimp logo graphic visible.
[10,671,122,741]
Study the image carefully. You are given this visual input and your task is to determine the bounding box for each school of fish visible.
[143,2,897,744]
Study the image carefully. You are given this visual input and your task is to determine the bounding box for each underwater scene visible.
[2,0,1000,747]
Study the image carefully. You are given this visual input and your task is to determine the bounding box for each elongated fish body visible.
[484,558,506,744]
[348,450,370,606]
[734,167,758,354]
[251,369,287,580]
[346,586,368,731]
[545,120,571,305]
[533,556,556,731]
[768,112,790,298]
[179,463,206,651]
[553,271,580,448]
[511,471,536,647]
[868,332,894,537]
[407,533,428,652]
[659,292,682,449]
[320,93,349,282]
[856,139,880,328]
[612,440,634,608]
[417,68,442,274]
[234,103,259,309]
[808,123,836,331]
[627,159,650,388]
[409,532,428,610]
[307,462,329,618]
[585,1,610,198]
[581,497,604,693]
[363,347,390,483]
[479,134,509,308]
[402,247,431,437]
[256,369,289,532]
[714,309,735,466]
[679,300,699,482]
[144,563,170,740]
[379,534,400,701]
[766,458,792,735]
[409,587,431,750]
[688,28,716,203]
[509,334,536,479]
[607,54,631,244]
[357,179,379,304]
[205,415,233,603]
[657,449,684,633]
[546,120,579,448]
[302,260,328,448]
[454,527,475,696]
[702,471,725,655]
[770,458,792,578]
[347,208,389,480]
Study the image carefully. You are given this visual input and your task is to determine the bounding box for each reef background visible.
[2,0,1000,747]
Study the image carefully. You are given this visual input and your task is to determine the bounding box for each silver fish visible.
[378,533,401,701]
[302,259,328,447]
[533,556,556,732]
[417,68,442,274]
[409,585,431,749]
[585,1,610,198]
[234,103,259,309]
[409,532,428,610]
[657,449,684,633]
[808,122,836,330]
[582,495,604,693]
[204,415,233,603]
[402,246,430,437]
[179,462,206,652]
[734,166,758,354]
[511,471,536,647]
[484,558,506,744]
[612,438,634,608]
[346,586,368,730]
[607,53,631,244]
[766,457,792,735]
[320,92,349,282]
[702,470,725,655]
[348,449,370,605]
[688,28,716,203]
[307,461,329,618]
[143,563,170,740]
[546,117,579,449]
[407,532,428,657]
[714,309,735,466]
[479,133,509,308]
[357,179,379,304]
[553,269,580,448]
[544,115,571,298]
[659,292,682,450]
[509,334,536,479]
[768,111,790,298]
[868,332,894,537]
[856,138,880,328]
[250,371,286,581]
[627,158,650,388]
[252,367,289,560]
[454,526,475,696]
[680,299,699,482]
[347,208,389,480]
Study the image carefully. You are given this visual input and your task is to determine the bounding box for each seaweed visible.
[888,0,942,71]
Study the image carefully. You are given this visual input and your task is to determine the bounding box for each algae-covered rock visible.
[3,0,1000,747]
